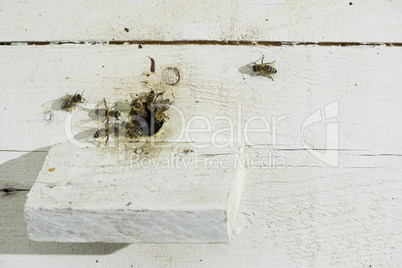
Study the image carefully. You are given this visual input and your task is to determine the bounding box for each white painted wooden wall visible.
[1,0,402,267]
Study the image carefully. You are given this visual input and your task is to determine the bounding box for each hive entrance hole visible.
[128,109,165,138]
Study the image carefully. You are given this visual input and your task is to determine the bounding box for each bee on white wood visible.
[93,119,119,146]
[61,90,85,111]
[156,99,173,112]
[95,98,121,122]
[249,55,277,81]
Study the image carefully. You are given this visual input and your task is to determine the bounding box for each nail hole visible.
[43,111,53,123]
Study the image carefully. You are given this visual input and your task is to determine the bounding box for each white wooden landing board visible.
[24,141,244,243]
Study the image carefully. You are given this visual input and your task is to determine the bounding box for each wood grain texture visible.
[1,165,402,267]
[0,43,401,266]
[0,192,129,255]
[0,0,401,43]
[25,142,243,243]
[0,45,401,153]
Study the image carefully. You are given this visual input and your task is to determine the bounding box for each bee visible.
[157,99,173,112]
[61,90,85,111]
[147,108,164,135]
[150,99,173,123]
[134,91,149,104]
[93,120,119,145]
[148,56,155,73]
[154,108,165,123]
[145,90,164,110]
[146,90,156,105]
[122,120,143,138]
[149,104,169,135]
[130,98,149,119]
[126,90,169,137]
[95,98,121,121]
[251,55,277,81]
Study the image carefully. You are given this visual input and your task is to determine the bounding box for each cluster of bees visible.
[59,56,175,145]
[61,90,172,145]
[59,54,276,145]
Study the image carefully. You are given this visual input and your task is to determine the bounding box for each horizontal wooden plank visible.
[2,147,402,194]
[2,165,402,266]
[0,0,401,42]
[25,142,243,243]
[0,191,128,256]
[0,45,401,154]
[1,1,401,265]
[1,43,401,265]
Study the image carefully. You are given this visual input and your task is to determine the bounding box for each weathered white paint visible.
[2,164,402,267]
[0,45,401,153]
[0,43,401,266]
[0,0,401,42]
[24,142,244,243]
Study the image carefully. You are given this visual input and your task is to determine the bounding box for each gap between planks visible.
[1,40,402,47]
